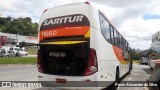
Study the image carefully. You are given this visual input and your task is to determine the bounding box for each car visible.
[9,46,20,54]
[140,56,149,64]
[0,50,16,57]
[16,48,28,57]
[148,59,156,70]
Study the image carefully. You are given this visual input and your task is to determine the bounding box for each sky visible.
[0,0,160,50]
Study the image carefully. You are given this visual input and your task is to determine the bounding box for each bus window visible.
[119,35,122,49]
[110,25,115,44]
[114,28,117,46]
[117,32,120,48]
[122,38,125,50]
[99,13,111,43]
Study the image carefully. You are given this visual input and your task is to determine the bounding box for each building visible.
[0,32,38,46]
[151,31,160,47]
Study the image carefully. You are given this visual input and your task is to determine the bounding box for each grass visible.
[133,60,140,63]
[0,57,37,64]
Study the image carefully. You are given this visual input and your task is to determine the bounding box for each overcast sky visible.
[1,0,160,50]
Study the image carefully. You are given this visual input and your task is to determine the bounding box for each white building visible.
[0,32,38,46]
[151,31,160,47]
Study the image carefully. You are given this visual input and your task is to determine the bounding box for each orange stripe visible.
[39,26,90,41]
[112,45,129,64]
[112,45,123,61]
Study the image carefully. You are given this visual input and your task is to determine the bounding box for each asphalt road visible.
[0,63,152,90]
[117,63,152,90]
[0,65,38,81]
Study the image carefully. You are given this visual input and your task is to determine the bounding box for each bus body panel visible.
[39,3,90,26]
[38,2,131,89]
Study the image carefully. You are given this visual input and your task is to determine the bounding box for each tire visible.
[6,55,9,58]
[113,68,120,89]
[103,67,119,90]
[20,54,22,57]
[116,68,120,82]
[128,63,132,74]
[148,62,153,70]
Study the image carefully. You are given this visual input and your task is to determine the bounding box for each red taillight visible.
[85,1,90,4]
[84,48,98,76]
[37,50,43,72]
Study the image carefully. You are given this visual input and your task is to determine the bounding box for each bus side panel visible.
[90,7,130,79]
[112,46,130,78]
[90,27,118,82]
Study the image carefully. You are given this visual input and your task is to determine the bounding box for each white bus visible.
[37,2,132,89]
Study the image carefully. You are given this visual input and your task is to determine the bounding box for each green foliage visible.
[131,49,150,60]
[0,17,38,36]
[133,60,140,63]
[0,57,37,64]
[26,47,38,55]
[131,49,142,60]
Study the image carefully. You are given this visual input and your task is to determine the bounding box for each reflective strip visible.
[39,41,87,45]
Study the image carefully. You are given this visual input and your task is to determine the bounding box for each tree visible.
[1,17,38,36]
[131,49,142,60]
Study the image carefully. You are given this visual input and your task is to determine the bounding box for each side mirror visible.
[124,52,129,60]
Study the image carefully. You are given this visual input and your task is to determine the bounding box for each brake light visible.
[85,1,90,4]
[84,48,98,76]
[37,50,43,73]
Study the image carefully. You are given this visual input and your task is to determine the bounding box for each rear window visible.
[40,42,90,76]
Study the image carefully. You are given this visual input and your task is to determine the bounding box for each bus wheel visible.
[116,68,120,82]
[104,68,120,90]
[128,63,132,74]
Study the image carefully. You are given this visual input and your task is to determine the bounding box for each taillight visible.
[84,48,98,76]
[85,1,90,4]
[37,49,43,73]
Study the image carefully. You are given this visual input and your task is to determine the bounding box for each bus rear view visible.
[38,2,99,88]
[38,2,131,89]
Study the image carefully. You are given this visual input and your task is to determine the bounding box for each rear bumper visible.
[140,59,149,64]
[37,72,111,89]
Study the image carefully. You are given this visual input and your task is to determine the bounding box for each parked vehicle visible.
[0,46,10,52]
[140,54,149,64]
[9,46,20,54]
[148,52,157,70]
[0,50,16,57]
[148,60,156,70]
[16,48,28,57]
[148,44,160,70]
